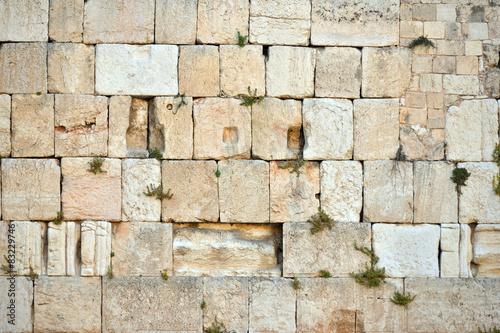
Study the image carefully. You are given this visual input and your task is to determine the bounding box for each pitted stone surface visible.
[441,224,460,278]
[0,0,49,42]
[0,95,11,157]
[47,222,78,276]
[81,221,111,276]
[49,0,84,42]
[5,221,44,276]
[0,274,33,332]
[443,75,480,95]
[179,45,219,97]
[473,225,500,278]
[155,0,198,44]
[400,124,445,161]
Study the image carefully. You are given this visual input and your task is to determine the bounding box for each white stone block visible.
[440,224,460,278]
[81,221,111,276]
[0,274,33,332]
[0,95,11,157]
[0,0,49,41]
[460,224,473,278]
[8,221,43,276]
[473,224,500,278]
[443,75,480,95]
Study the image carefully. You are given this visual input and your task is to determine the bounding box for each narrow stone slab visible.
[0,274,33,332]
[473,225,500,278]
[3,221,43,276]
[81,221,111,276]
[155,0,197,44]
[47,222,79,276]
[0,95,11,157]
[0,0,49,41]
[440,224,460,278]
[49,0,84,42]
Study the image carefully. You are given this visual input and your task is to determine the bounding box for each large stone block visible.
[81,221,111,276]
[49,0,84,42]
[2,222,44,276]
[443,74,480,95]
[440,224,460,278]
[0,0,49,41]
[0,95,11,157]
[95,44,178,96]
[11,94,54,157]
[179,45,219,97]
[155,0,197,44]
[400,124,445,161]
[2,159,60,221]
[47,222,79,276]
[303,98,353,160]
[0,274,33,332]
[473,225,500,278]
[283,222,371,277]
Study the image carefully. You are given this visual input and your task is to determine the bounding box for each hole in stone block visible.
[148,101,165,152]
[287,127,302,149]
[126,98,148,150]
[223,127,238,144]
[262,45,269,57]
[167,104,173,110]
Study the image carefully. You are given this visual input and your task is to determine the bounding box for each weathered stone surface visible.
[179,46,219,97]
[270,161,320,223]
[353,99,399,160]
[55,94,108,157]
[61,158,121,221]
[49,0,84,42]
[400,124,445,161]
[103,277,202,331]
[283,222,371,277]
[219,160,269,223]
[155,0,197,44]
[48,43,94,94]
[0,43,47,94]
[303,98,353,160]
[440,224,460,278]
[193,98,251,160]
[252,98,302,160]
[3,222,44,276]
[197,0,249,44]
[112,223,173,276]
[0,274,33,332]
[473,225,500,278]
[47,222,79,276]
[311,0,399,46]
[95,44,178,96]
[0,95,11,157]
[2,159,60,221]
[174,223,281,277]
[11,94,54,157]
[446,99,499,162]
[81,221,111,276]
[460,224,474,278]
[162,161,218,223]
[0,0,49,41]
[266,46,316,99]
[362,47,412,98]
[315,47,361,98]
[35,277,101,333]
[320,161,362,223]
[122,159,161,222]
[443,74,480,95]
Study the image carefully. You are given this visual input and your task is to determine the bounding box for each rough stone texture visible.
[162,161,218,223]
[49,0,84,42]
[193,98,251,160]
[361,47,412,98]
[122,159,161,222]
[34,277,101,333]
[2,159,60,221]
[0,0,49,41]
[155,0,197,44]
[103,277,202,332]
[5,222,43,276]
[303,98,353,160]
[11,94,54,157]
[283,222,371,277]
[112,223,173,277]
[414,162,458,223]
[0,275,33,332]
[266,46,316,99]
[81,221,111,276]
[252,98,302,160]
[55,94,108,157]
[48,43,94,94]
[197,0,249,45]
[95,44,178,96]
[441,224,460,278]
[446,99,499,162]
[400,124,445,161]
[353,99,399,160]
[363,161,413,223]
[0,43,47,94]
[270,161,320,223]
[61,158,121,221]
[47,222,79,276]
[443,74,480,95]
[179,46,219,97]
[460,224,474,278]
[320,161,362,223]
[373,224,440,278]
[473,225,500,278]
[311,0,399,46]
[219,160,269,223]
[0,95,11,157]
[315,47,361,99]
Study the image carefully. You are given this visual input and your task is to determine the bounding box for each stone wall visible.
[0,0,499,332]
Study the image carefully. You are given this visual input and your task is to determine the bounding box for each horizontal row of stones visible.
[1,159,500,224]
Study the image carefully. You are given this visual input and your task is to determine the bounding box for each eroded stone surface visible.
[0,274,33,332]
[473,225,500,278]
[179,46,219,97]
[460,224,474,278]
[155,0,197,44]
[49,0,84,42]
[47,222,79,276]
[0,0,49,41]
[441,224,460,278]
[197,0,249,44]
[81,221,111,276]
[0,95,11,157]
[400,124,445,161]
[6,222,43,276]
[443,74,480,95]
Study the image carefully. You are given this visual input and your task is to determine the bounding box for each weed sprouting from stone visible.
[237,31,248,47]
[493,144,500,197]
[307,208,334,234]
[479,327,500,333]
[451,167,471,196]
[204,316,235,333]
[390,291,416,307]
[107,266,114,279]
[201,299,206,310]
[173,93,187,114]
[160,269,168,280]
[237,86,263,106]
[278,157,305,175]
[395,146,407,161]
[350,243,386,288]
[215,169,221,178]
[149,147,162,160]
[87,155,106,174]
[143,184,173,200]
[25,266,38,281]
[292,277,301,289]
[319,270,332,278]
[53,211,63,225]
[408,36,435,49]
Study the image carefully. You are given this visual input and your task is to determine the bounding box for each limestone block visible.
[443,75,480,95]
[11,94,54,157]
[61,158,121,221]
[193,98,251,160]
[363,161,413,223]
[95,44,178,96]
[0,0,49,41]
[283,222,371,277]
[173,223,281,277]
[266,46,316,99]
[0,275,33,332]
[252,98,302,160]
[446,99,499,162]
[473,225,500,277]
[178,46,219,97]
[353,99,399,160]
[6,222,43,276]
[460,224,473,278]
[249,279,296,333]
[303,98,353,160]
[311,0,399,46]
[47,222,79,276]
[49,0,84,42]
[122,159,161,222]
[0,95,11,157]
[48,43,94,94]
[361,47,412,98]
[35,277,101,333]
[0,221,9,276]
[220,45,266,97]
[400,124,445,161]
[414,162,458,223]
[112,222,173,277]
[197,0,249,44]
[320,161,362,223]
[2,159,60,221]
[315,47,361,99]
[440,224,460,278]
[373,224,440,278]
[162,161,218,223]
[270,161,320,223]
[0,43,47,94]
[155,0,197,44]
[219,160,269,223]
[81,221,111,276]
[55,94,108,157]
[458,162,500,224]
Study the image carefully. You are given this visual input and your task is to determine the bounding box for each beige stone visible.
[0,95,11,157]
[0,274,33,332]
[2,159,60,221]
[405,92,426,108]
[473,225,500,277]
[443,74,480,95]
[81,221,111,276]
[420,74,443,93]
[47,222,79,276]
[440,224,460,278]
[436,40,464,56]
[219,160,269,223]
[424,21,446,39]
[61,158,121,221]
[412,55,433,74]
[11,94,54,157]
[400,124,445,161]
[460,224,474,278]
[457,56,479,75]
[466,40,483,56]
[49,0,84,42]
[7,222,44,276]
[179,46,219,97]
[400,108,427,126]
[400,21,423,38]
[0,0,49,41]
[155,0,197,44]
[433,56,455,74]
[197,0,249,44]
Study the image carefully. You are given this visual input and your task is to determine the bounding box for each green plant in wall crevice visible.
[350,243,386,288]
[390,290,416,307]
[451,167,471,196]
[408,35,435,50]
